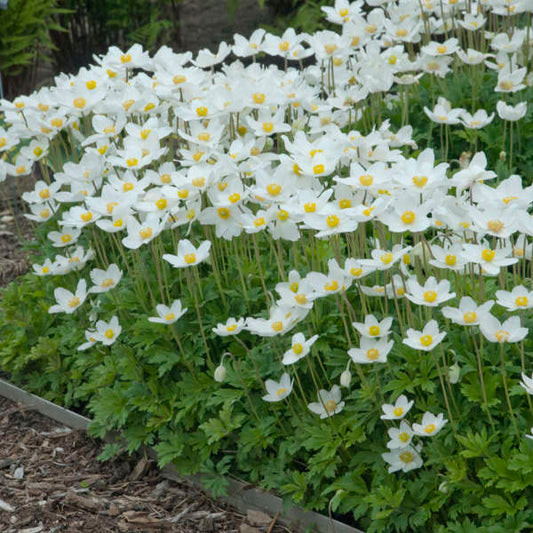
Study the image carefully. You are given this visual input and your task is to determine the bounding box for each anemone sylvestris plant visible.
[1,1,533,531]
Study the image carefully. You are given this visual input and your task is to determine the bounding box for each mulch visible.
[0,397,290,533]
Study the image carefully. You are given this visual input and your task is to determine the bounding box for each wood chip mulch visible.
[0,397,291,533]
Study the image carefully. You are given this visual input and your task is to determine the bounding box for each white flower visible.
[403,320,446,351]
[496,101,527,121]
[308,385,345,418]
[386,421,414,449]
[479,315,528,343]
[405,276,456,307]
[212,317,246,336]
[352,315,393,339]
[93,316,121,346]
[282,332,319,365]
[348,336,394,364]
[495,286,533,311]
[163,239,211,268]
[262,373,293,402]
[412,412,447,437]
[148,300,187,324]
[48,279,87,314]
[89,264,122,293]
[380,395,414,420]
[382,445,423,473]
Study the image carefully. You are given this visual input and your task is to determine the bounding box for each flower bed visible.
[1,1,533,531]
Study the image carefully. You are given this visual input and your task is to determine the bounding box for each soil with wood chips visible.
[0,397,290,533]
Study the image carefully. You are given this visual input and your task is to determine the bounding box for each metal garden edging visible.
[0,378,362,533]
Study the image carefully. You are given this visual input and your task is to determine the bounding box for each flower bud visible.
[214,364,227,382]
[499,150,506,162]
[340,369,352,388]
[448,364,461,384]
[438,481,449,494]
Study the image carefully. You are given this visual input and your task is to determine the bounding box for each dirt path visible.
[0,397,290,533]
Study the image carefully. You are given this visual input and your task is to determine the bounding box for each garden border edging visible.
[0,377,362,533]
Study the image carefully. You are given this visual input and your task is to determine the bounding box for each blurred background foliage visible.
[0,0,327,99]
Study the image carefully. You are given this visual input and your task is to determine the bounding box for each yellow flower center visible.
[324,399,337,412]
[445,254,457,266]
[393,407,404,417]
[197,132,210,142]
[122,99,135,111]
[51,118,63,128]
[437,45,447,54]
[289,282,299,293]
[254,217,265,228]
[193,151,205,161]
[366,348,379,360]
[327,215,339,228]
[350,267,363,277]
[80,211,93,222]
[33,147,43,157]
[395,28,408,37]
[503,196,517,204]
[271,321,283,332]
[267,183,282,196]
[192,177,205,188]
[499,80,514,91]
[399,432,410,442]
[369,325,380,336]
[277,210,289,221]
[399,451,414,463]
[481,249,495,262]
[139,227,153,239]
[73,97,86,109]
[262,122,274,133]
[105,329,115,339]
[165,313,176,322]
[226,324,237,332]
[184,253,197,264]
[126,158,138,167]
[412,175,428,188]
[351,36,360,46]
[253,92,265,104]
[279,40,290,52]
[61,234,72,243]
[324,43,338,55]
[424,290,437,303]
[156,198,167,210]
[424,424,436,434]
[86,80,97,90]
[121,53,132,64]
[101,278,115,288]
[401,210,416,224]
[325,280,339,291]
[380,252,393,264]
[40,209,50,219]
[39,188,50,199]
[463,312,477,324]
[313,164,325,175]
[494,329,509,342]
[68,296,80,308]
[218,207,230,219]
[515,296,528,307]
[487,219,503,233]
[339,198,352,209]
[276,387,288,397]
[420,334,433,347]
[196,106,208,117]
[304,202,316,213]
[113,218,123,227]
[292,343,303,354]
[359,174,373,186]
[294,293,307,305]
